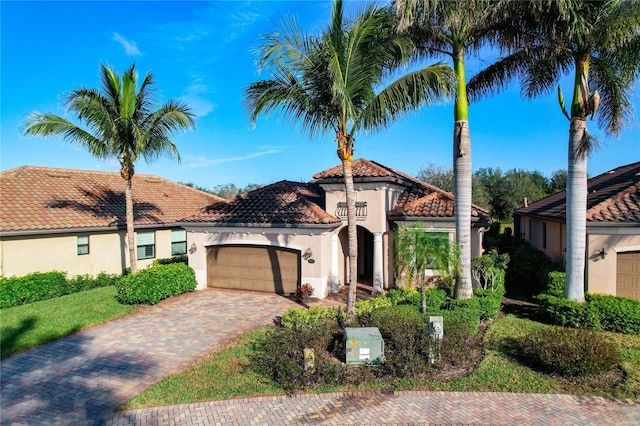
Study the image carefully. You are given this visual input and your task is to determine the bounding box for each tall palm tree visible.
[396,0,515,299]
[468,0,640,301]
[24,63,195,274]
[245,0,455,319]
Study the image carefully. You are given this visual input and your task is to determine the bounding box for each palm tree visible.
[395,225,460,313]
[245,0,455,319]
[24,63,195,274]
[468,0,640,301]
[396,0,515,299]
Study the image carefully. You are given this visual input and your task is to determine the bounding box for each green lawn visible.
[0,286,139,358]
[120,314,640,410]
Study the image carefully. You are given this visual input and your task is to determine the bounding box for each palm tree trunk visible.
[565,118,587,302]
[343,159,359,321]
[453,50,473,300]
[125,178,137,274]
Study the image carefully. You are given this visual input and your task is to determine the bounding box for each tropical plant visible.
[396,0,517,299]
[24,64,195,273]
[471,250,509,291]
[245,0,455,320]
[468,0,640,301]
[394,225,461,313]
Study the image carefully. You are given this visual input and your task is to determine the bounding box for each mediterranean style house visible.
[514,161,640,300]
[180,159,491,298]
[0,166,222,278]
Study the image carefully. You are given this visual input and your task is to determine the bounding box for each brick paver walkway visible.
[1,289,298,425]
[2,289,639,425]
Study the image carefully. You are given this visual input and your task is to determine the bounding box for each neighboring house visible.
[181,159,491,298]
[514,161,640,300]
[0,166,222,278]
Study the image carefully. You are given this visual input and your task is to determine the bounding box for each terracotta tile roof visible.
[181,181,341,226]
[516,161,640,223]
[1,166,222,234]
[314,158,490,222]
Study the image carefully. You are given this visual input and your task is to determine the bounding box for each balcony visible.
[336,201,367,220]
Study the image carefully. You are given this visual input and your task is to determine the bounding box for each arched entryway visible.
[338,225,374,286]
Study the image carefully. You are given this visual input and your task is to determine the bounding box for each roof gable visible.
[1,166,222,234]
[181,180,341,227]
[516,161,640,223]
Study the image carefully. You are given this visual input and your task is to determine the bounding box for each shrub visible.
[405,288,448,312]
[152,255,188,267]
[471,250,509,291]
[506,242,560,298]
[365,305,433,378]
[115,263,196,305]
[473,287,504,320]
[280,306,343,330]
[442,297,481,337]
[547,271,566,296]
[385,287,419,305]
[354,296,394,317]
[587,294,640,335]
[519,327,621,377]
[0,271,119,308]
[252,326,345,392]
[537,292,601,329]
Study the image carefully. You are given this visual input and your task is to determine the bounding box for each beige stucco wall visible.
[587,230,640,296]
[0,228,183,278]
[520,216,566,266]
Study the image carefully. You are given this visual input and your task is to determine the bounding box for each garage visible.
[206,245,300,294]
[617,251,640,300]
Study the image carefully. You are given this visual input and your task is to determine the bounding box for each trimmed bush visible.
[252,325,345,392]
[506,242,560,298]
[366,305,433,378]
[0,271,119,308]
[115,263,196,305]
[587,294,640,335]
[385,287,419,305]
[152,255,188,267]
[474,287,504,320]
[280,306,344,330]
[538,271,640,335]
[442,297,481,337]
[519,327,621,377]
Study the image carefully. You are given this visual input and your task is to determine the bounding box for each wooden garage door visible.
[207,245,299,294]
[617,251,640,300]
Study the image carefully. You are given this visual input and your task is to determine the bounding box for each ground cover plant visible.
[0,286,139,358]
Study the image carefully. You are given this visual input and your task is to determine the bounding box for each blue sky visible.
[2,1,638,190]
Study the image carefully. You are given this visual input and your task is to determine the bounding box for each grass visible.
[0,286,139,358]
[121,314,640,410]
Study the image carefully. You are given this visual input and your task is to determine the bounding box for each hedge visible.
[115,263,197,305]
[537,272,640,335]
[0,271,119,309]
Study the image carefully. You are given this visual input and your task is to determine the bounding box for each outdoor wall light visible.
[189,243,197,254]
[597,248,608,260]
[303,247,313,260]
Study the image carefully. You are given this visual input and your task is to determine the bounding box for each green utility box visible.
[344,327,384,365]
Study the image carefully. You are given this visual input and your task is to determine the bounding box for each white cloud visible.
[112,32,143,56]
[184,146,284,168]
[180,76,217,118]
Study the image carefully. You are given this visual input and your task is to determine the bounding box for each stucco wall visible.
[1,228,183,278]
[587,231,640,296]
[185,227,337,297]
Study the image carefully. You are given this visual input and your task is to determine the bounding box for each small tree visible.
[471,250,509,291]
[395,226,460,313]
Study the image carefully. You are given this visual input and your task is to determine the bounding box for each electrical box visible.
[429,316,444,340]
[344,327,384,365]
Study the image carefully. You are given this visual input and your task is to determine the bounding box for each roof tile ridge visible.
[281,181,339,223]
[587,181,640,218]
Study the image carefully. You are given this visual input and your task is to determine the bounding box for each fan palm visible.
[24,63,195,274]
[245,0,455,319]
[396,0,516,299]
[468,0,640,301]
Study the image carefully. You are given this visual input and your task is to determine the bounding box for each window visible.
[77,235,89,255]
[542,222,547,250]
[137,231,155,260]
[171,229,187,255]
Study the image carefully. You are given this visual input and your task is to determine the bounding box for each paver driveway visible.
[1,288,298,425]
